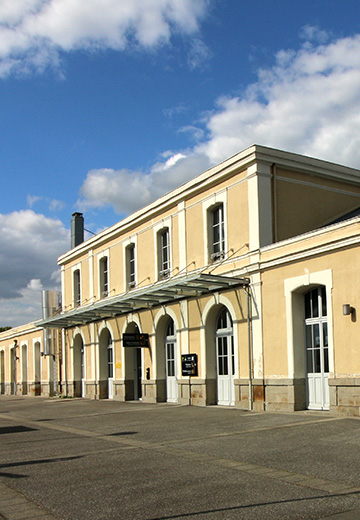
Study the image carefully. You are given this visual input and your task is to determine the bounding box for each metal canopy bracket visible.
[37,272,250,329]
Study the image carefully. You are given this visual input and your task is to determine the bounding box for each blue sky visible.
[2,0,360,326]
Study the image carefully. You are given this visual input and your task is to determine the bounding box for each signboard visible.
[122,333,149,348]
[181,353,198,377]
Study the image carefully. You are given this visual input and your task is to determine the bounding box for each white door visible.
[305,288,329,410]
[80,345,85,397]
[165,320,178,402]
[107,343,114,399]
[216,309,235,406]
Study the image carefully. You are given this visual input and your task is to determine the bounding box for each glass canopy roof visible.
[37,272,249,329]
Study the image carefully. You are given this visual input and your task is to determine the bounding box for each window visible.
[304,287,328,375]
[99,257,109,298]
[158,228,170,279]
[210,204,225,261]
[126,244,136,289]
[73,269,81,307]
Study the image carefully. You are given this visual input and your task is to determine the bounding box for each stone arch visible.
[122,319,142,400]
[284,270,333,410]
[98,327,113,399]
[202,295,238,406]
[154,308,180,402]
[33,341,41,396]
[73,332,85,397]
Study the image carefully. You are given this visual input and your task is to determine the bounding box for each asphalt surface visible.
[0,397,360,520]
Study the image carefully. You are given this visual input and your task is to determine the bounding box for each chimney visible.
[71,212,84,248]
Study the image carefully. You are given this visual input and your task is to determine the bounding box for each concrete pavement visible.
[0,396,360,519]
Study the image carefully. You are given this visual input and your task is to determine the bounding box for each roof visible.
[37,272,249,329]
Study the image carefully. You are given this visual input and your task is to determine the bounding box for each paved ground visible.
[0,397,360,520]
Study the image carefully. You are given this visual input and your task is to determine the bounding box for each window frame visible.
[126,243,136,290]
[203,193,227,265]
[73,268,81,307]
[157,227,171,280]
[99,254,109,298]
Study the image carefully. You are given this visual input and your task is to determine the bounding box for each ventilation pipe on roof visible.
[71,212,84,248]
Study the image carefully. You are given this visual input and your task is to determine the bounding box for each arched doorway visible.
[124,322,142,400]
[99,328,114,399]
[304,286,329,410]
[73,334,85,397]
[21,344,28,395]
[0,351,4,394]
[215,307,235,406]
[34,342,41,396]
[165,318,178,403]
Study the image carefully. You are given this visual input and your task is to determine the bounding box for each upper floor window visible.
[210,204,225,261]
[73,269,81,307]
[158,228,170,279]
[126,244,136,289]
[99,256,109,298]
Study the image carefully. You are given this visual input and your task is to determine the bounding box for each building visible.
[2,144,360,415]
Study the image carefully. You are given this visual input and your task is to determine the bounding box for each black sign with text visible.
[122,333,149,348]
[181,353,198,376]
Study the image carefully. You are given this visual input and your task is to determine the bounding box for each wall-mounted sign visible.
[181,353,198,376]
[122,333,149,348]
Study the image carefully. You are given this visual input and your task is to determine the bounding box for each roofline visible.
[59,144,360,264]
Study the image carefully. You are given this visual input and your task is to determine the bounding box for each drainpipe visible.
[245,286,253,411]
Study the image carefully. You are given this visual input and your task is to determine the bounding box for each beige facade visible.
[2,145,360,415]
[0,323,59,397]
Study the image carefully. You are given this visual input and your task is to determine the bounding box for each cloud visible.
[187,37,211,69]
[27,194,65,212]
[0,210,69,326]
[196,31,360,168]
[0,0,208,77]
[77,152,210,215]
[78,29,360,216]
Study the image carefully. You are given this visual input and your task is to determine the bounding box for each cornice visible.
[59,145,360,264]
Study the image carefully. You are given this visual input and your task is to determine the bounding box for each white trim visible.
[277,175,360,198]
[249,273,264,379]
[97,249,110,299]
[202,191,228,264]
[122,236,138,291]
[32,337,42,384]
[284,269,333,379]
[178,202,187,271]
[153,307,181,379]
[88,250,94,304]
[59,145,360,265]
[71,263,82,307]
[201,294,239,380]
[72,328,86,384]
[247,162,273,251]
[154,218,172,280]
[20,342,28,386]
[61,266,65,311]
[260,231,360,271]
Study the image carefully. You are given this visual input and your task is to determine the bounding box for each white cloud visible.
[77,152,210,214]
[0,210,69,326]
[27,194,65,212]
[0,0,208,77]
[187,37,211,69]
[195,32,360,168]
[78,29,360,217]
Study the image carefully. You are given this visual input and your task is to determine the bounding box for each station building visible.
[1,145,360,415]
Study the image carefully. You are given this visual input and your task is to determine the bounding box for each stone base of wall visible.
[41,382,56,397]
[28,382,41,396]
[329,378,360,416]
[141,379,166,403]
[34,377,360,416]
[264,378,306,412]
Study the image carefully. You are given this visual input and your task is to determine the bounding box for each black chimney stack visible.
[71,212,84,248]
